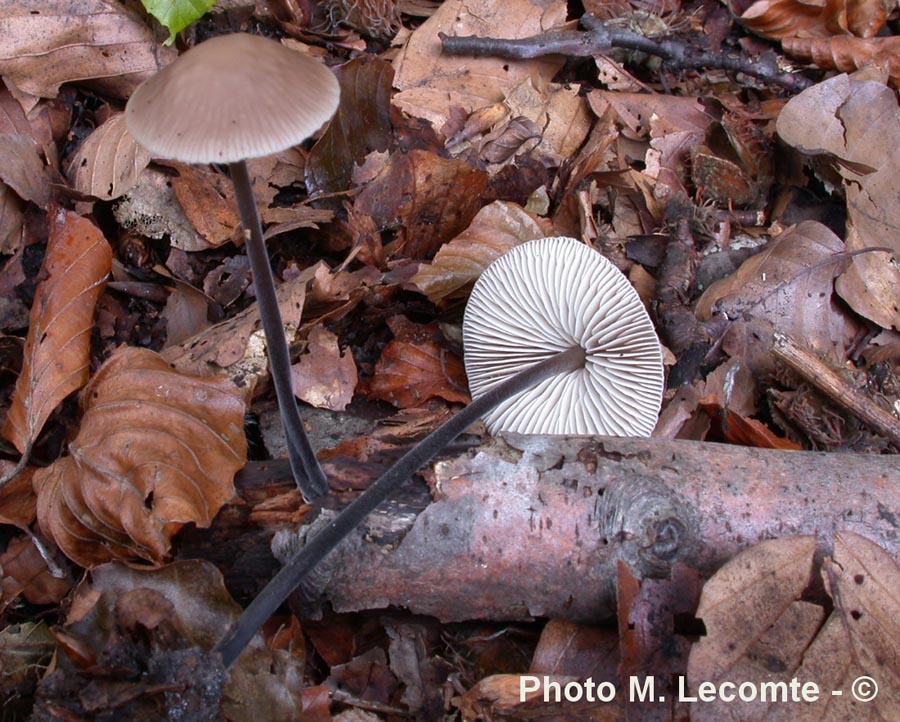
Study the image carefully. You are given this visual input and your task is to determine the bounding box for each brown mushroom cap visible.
[463,236,665,437]
[125,33,339,164]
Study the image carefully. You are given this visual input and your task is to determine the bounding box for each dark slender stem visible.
[228,160,329,501]
[214,345,586,668]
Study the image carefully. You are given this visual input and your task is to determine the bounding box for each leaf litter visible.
[0,0,898,718]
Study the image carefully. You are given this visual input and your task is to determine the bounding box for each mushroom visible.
[463,236,664,437]
[125,33,340,501]
[214,236,665,667]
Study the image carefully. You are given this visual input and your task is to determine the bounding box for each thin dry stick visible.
[439,13,813,90]
[773,332,900,446]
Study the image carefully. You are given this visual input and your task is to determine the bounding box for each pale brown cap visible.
[463,237,664,437]
[125,33,339,164]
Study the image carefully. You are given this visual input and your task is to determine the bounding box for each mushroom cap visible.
[462,236,664,437]
[125,33,340,164]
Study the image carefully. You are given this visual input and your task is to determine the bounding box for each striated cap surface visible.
[126,33,339,164]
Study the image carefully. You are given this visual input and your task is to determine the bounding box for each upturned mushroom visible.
[463,236,664,436]
[215,237,665,667]
[125,33,340,501]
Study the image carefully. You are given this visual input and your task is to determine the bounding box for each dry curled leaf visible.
[0,535,70,612]
[0,0,175,99]
[33,346,248,567]
[411,200,547,304]
[65,114,151,201]
[783,35,900,87]
[2,207,111,456]
[735,0,890,39]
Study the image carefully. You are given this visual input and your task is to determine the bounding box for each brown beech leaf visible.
[777,74,900,329]
[0,134,52,209]
[367,318,469,408]
[687,536,818,689]
[2,207,111,456]
[33,346,248,567]
[354,149,488,259]
[306,55,396,196]
[0,535,70,612]
[411,200,547,304]
[392,0,568,131]
[694,220,859,375]
[783,36,900,87]
[0,0,175,99]
[735,0,889,39]
[291,325,357,411]
[65,114,151,201]
[168,162,241,249]
[0,464,36,528]
[825,531,900,715]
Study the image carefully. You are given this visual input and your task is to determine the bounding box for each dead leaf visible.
[687,535,817,688]
[367,317,469,407]
[292,325,357,411]
[0,534,70,612]
[783,36,900,87]
[0,182,25,254]
[0,134,52,209]
[0,464,36,528]
[459,673,567,721]
[33,346,248,567]
[777,74,900,329]
[825,531,900,716]
[160,278,213,348]
[695,221,859,375]
[2,207,111,456]
[306,55,396,196]
[411,200,547,304]
[392,0,568,132]
[531,619,619,679]
[0,0,175,99]
[169,163,240,248]
[162,265,313,389]
[64,114,151,200]
[354,149,488,259]
[113,167,205,251]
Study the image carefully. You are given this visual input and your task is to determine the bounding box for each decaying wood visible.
[257,434,900,623]
[773,332,900,445]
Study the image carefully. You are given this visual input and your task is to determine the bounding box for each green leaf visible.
[141,0,217,45]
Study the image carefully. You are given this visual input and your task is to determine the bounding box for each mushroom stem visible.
[214,344,586,667]
[228,160,329,501]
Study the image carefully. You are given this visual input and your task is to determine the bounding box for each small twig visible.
[773,333,900,446]
[440,13,813,90]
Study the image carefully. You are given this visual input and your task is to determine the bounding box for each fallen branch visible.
[263,434,899,622]
[439,14,813,91]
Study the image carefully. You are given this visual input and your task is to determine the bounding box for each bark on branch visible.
[267,435,898,622]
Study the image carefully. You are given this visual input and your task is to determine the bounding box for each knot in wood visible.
[597,476,697,578]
